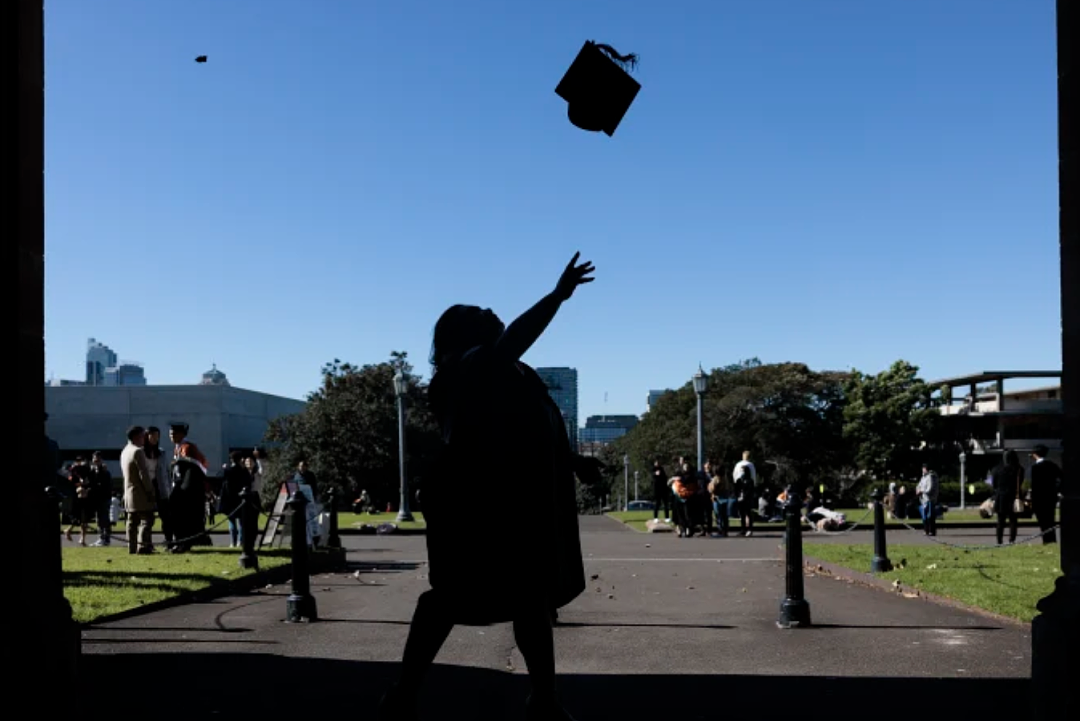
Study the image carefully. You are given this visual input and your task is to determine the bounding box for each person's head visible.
[653,458,662,468]
[1032,444,1049,461]
[298,460,307,473]
[889,482,897,493]
[91,451,103,465]
[229,450,243,466]
[1003,450,1020,467]
[922,463,930,474]
[742,450,751,461]
[430,304,505,370]
[252,448,261,459]
[74,455,85,465]
[127,425,146,447]
[146,426,160,446]
[243,456,256,471]
[169,423,188,443]
[703,460,712,473]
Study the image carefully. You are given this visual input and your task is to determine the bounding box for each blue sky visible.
[45,0,1060,417]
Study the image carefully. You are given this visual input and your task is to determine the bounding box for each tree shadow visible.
[809,623,1004,631]
[81,653,1030,720]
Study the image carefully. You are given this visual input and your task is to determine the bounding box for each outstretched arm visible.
[494,252,595,362]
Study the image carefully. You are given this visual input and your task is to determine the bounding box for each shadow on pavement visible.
[82,653,1030,720]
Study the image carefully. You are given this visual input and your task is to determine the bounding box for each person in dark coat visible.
[378,253,595,721]
[219,451,252,547]
[991,450,1025,545]
[1029,444,1062,544]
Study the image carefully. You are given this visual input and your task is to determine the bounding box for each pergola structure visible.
[16,0,1078,713]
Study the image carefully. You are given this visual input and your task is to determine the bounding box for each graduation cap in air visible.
[195,55,207,63]
[555,40,641,136]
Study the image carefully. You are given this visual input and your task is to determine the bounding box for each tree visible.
[261,352,440,508]
[613,360,852,496]
[842,360,941,484]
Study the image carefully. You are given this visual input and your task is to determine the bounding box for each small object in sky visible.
[195,55,207,63]
[555,40,641,137]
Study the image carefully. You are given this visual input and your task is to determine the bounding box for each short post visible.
[238,490,259,570]
[778,484,811,628]
[959,451,967,510]
[285,490,317,622]
[870,487,892,573]
[326,487,341,549]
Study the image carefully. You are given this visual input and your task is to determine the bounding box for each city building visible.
[85,337,117,386]
[535,367,579,451]
[46,383,306,479]
[580,414,640,445]
[647,389,672,413]
[933,370,1063,476]
[104,362,147,386]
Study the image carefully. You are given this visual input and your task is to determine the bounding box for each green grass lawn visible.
[62,546,291,624]
[61,509,428,534]
[804,542,1063,623]
[339,511,426,530]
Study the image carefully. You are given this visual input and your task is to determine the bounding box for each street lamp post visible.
[692,366,708,472]
[393,370,414,523]
[959,452,967,510]
[623,454,630,512]
[634,470,639,502]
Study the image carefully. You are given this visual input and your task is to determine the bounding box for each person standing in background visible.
[1030,444,1062,544]
[144,427,173,545]
[916,464,940,537]
[121,426,156,555]
[88,452,113,546]
[991,451,1025,545]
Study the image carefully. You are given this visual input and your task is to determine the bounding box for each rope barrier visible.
[887,515,1062,551]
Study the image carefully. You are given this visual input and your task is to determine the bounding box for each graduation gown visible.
[423,345,585,625]
[172,441,209,541]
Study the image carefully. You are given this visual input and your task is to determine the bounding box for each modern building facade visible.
[104,362,146,386]
[85,337,117,386]
[647,389,672,413]
[46,384,306,479]
[934,370,1063,475]
[580,414,640,445]
[535,367,579,451]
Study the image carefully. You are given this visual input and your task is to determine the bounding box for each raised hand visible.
[554,252,596,301]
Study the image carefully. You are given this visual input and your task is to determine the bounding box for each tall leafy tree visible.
[614,360,852,497]
[262,352,440,507]
[842,360,941,483]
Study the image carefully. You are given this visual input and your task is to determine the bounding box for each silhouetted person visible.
[651,459,671,522]
[378,252,596,721]
[1029,444,1062,544]
[992,450,1025,545]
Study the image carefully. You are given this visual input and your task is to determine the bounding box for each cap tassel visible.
[594,42,638,72]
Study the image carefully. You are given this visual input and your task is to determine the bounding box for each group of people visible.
[886,445,1063,545]
[650,451,761,538]
[56,420,269,554]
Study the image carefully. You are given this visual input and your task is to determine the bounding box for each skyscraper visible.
[104,362,147,386]
[647,389,672,413]
[535,367,579,451]
[85,337,117,386]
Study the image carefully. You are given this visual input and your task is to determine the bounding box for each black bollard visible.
[870,487,892,573]
[285,490,318,622]
[238,490,259,570]
[778,484,811,628]
[326,487,341,550]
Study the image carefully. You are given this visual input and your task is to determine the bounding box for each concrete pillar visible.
[1031,2,1079,717]
[16,0,79,691]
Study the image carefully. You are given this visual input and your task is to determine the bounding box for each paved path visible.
[80,515,1032,720]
